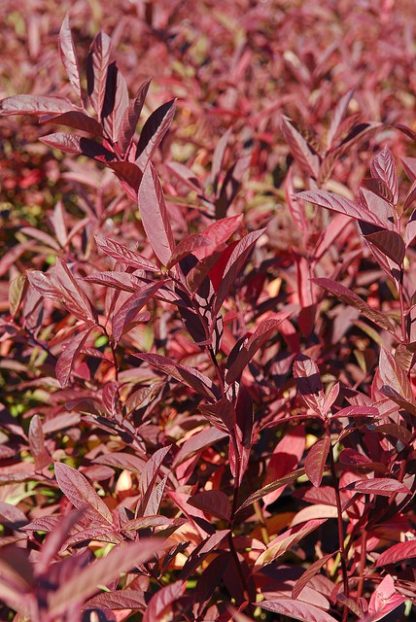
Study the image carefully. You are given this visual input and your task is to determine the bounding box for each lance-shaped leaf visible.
[84,271,139,292]
[56,325,92,387]
[39,133,114,161]
[226,313,290,383]
[214,229,265,314]
[54,462,114,526]
[142,581,185,622]
[112,281,165,344]
[305,436,330,487]
[136,352,219,401]
[281,117,320,178]
[108,161,142,193]
[37,508,86,574]
[343,477,410,497]
[86,589,146,611]
[379,347,414,407]
[293,355,326,416]
[59,14,82,100]
[326,90,354,149]
[189,490,231,521]
[167,233,211,268]
[118,79,151,155]
[40,111,103,135]
[299,189,382,226]
[102,63,129,143]
[139,445,171,516]
[259,598,338,622]
[313,278,396,332]
[0,95,75,116]
[292,552,336,598]
[255,519,326,568]
[192,215,242,260]
[138,164,175,266]
[87,31,112,117]
[48,540,164,614]
[371,147,398,204]
[29,415,51,471]
[94,234,158,271]
[136,99,176,170]
[237,468,305,512]
[364,229,405,266]
[376,540,416,567]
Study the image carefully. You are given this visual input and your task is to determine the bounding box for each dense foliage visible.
[0,2,416,621]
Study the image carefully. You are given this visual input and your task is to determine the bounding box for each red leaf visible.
[59,15,82,100]
[48,540,164,615]
[293,355,326,416]
[226,313,290,383]
[136,99,176,170]
[313,277,396,332]
[214,229,265,314]
[299,189,382,226]
[167,233,211,268]
[112,281,165,344]
[118,79,151,155]
[55,462,114,526]
[0,95,75,116]
[292,552,335,599]
[364,229,405,266]
[138,164,175,265]
[28,415,51,470]
[189,490,231,521]
[371,147,398,204]
[40,111,103,135]
[281,117,320,178]
[260,598,338,622]
[94,234,158,271]
[142,581,185,622]
[56,325,92,387]
[87,31,112,117]
[305,436,330,488]
[376,540,416,567]
[343,477,410,497]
